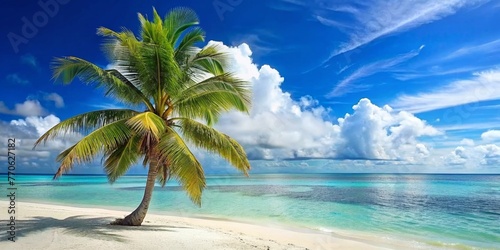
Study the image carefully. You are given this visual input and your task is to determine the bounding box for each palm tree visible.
[33,7,251,226]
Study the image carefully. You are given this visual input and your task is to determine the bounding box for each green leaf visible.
[54,119,132,178]
[163,7,200,43]
[52,57,154,110]
[175,27,205,62]
[190,44,228,70]
[103,134,142,183]
[157,127,205,205]
[174,73,251,124]
[178,118,250,175]
[126,112,166,139]
[34,109,138,148]
[193,57,224,76]
[156,161,171,187]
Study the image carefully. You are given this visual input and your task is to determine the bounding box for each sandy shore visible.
[0,201,402,249]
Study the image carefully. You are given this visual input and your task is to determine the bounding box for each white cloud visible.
[476,104,500,110]
[10,115,61,136]
[446,146,469,165]
[444,144,500,167]
[442,38,500,61]
[336,98,439,161]
[0,114,82,173]
[392,66,484,81]
[15,100,46,116]
[211,41,440,163]
[481,130,500,142]
[328,46,423,97]
[315,15,349,29]
[391,69,500,113]
[0,99,47,117]
[437,121,500,132]
[0,93,64,117]
[460,138,475,146]
[213,42,338,160]
[327,0,485,59]
[44,93,65,108]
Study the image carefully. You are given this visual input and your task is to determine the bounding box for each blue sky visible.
[1,0,500,174]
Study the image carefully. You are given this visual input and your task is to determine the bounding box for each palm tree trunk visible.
[113,161,158,226]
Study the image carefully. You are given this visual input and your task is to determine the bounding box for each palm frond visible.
[177,73,250,102]
[190,43,228,70]
[156,161,171,187]
[157,127,205,205]
[136,10,181,108]
[190,56,224,76]
[52,57,153,109]
[34,109,138,148]
[103,134,142,183]
[98,27,141,55]
[53,119,132,179]
[100,36,160,108]
[163,7,200,44]
[175,27,205,63]
[178,118,250,175]
[98,30,153,102]
[139,42,180,108]
[126,112,166,139]
[173,74,251,125]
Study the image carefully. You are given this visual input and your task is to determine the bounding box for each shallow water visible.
[10,174,500,249]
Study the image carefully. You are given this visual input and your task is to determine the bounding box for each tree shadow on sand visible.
[0,215,190,243]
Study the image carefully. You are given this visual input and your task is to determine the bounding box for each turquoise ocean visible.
[7,174,500,249]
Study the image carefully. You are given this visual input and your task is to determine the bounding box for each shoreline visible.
[0,201,406,249]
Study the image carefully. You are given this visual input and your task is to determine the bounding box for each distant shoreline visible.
[3,173,500,176]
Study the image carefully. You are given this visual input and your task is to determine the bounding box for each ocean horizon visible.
[10,173,500,249]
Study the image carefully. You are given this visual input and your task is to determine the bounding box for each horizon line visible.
[3,172,500,176]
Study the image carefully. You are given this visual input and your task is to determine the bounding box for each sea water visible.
[8,174,500,249]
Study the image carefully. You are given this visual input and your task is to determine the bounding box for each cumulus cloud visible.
[0,99,47,117]
[15,100,46,116]
[481,130,500,142]
[8,114,75,152]
[11,115,61,137]
[213,41,338,160]
[460,138,475,146]
[0,114,81,173]
[210,41,439,163]
[0,93,64,117]
[444,144,500,167]
[43,93,65,108]
[446,146,468,165]
[336,98,439,161]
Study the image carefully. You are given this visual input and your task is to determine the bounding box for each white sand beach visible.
[0,201,405,250]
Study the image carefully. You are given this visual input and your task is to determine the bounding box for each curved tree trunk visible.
[113,161,158,226]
